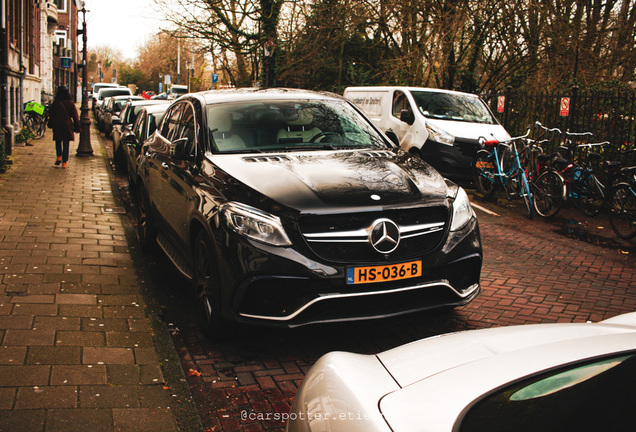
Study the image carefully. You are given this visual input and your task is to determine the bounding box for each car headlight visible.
[450,187,475,231]
[221,202,292,246]
[426,122,454,146]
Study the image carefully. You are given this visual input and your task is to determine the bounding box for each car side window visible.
[132,112,145,140]
[392,91,412,119]
[458,352,636,432]
[161,104,184,141]
[173,103,196,157]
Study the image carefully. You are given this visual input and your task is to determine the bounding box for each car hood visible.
[426,118,511,142]
[211,149,450,212]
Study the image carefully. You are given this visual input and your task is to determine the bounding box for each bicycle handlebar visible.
[533,121,562,135]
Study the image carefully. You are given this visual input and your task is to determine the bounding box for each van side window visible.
[392,91,410,118]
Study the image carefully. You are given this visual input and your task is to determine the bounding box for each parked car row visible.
[110,87,482,339]
[110,99,171,168]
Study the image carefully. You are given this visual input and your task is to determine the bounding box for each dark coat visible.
[48,99,80,141]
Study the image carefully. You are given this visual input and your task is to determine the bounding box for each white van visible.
[344,86,510,180]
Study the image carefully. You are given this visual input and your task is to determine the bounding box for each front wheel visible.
[580,173,606,217]
[608,183,636,239]
[473,150,497,195]
[519,170,533,219]
[136,183,157,252]
[192,231,229,338]
[532,170,565,218]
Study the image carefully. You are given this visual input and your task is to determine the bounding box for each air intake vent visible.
[243,155,293,163]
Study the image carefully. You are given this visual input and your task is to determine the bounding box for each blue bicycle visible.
[472,133,534,218]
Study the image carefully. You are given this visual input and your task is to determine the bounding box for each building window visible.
[55,0,67,13]
[55,30,68,48]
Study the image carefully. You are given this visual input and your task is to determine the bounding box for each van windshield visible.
[410,91,496,124]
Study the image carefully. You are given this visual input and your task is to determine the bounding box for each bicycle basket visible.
[25,102,45,116]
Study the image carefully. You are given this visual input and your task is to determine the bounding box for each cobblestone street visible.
[106,132,636,431]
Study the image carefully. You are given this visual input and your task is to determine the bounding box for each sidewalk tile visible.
[50,364,107,385]
[46,408,113,432]
[27,347,81,365]
[83,347,135,365]
[15,386,78,409]
[113,408,178,432]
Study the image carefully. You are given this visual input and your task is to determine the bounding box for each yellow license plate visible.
[346,260,422,284]
[475,160,494,169]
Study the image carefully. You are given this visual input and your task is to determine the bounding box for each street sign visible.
[560,97,570,117]
[61,57,72,69]
[497,96,505,113]
[159,83,163,93]
[212,73,219,84]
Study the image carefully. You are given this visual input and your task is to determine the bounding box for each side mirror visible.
[385,130,400,146]
[170,137,192,160]
[400,109,415,125]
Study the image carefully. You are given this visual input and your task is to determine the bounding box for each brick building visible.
[1,0,80,154]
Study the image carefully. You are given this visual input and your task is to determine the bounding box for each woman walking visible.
[47,85,80,168]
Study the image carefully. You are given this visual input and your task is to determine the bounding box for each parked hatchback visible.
[136,88,482,335]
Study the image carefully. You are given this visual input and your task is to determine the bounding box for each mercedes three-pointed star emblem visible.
[369,218,400,254]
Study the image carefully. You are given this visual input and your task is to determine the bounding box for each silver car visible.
[286,312,636,432]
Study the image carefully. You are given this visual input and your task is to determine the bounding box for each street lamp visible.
[76,3,93,156]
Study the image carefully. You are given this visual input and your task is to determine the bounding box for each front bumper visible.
[215,217,482,327]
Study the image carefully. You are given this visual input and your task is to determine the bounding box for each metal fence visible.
[484,87,636,164]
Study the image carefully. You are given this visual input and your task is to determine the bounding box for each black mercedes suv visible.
[136,88,482,335]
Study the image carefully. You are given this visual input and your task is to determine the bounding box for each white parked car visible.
[286,312,636,432]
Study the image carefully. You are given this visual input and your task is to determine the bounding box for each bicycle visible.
[551,133,609,217]
[473,131,534,218]
[524,122,567,218]
[607,166,636,239]
[22,101,50,139]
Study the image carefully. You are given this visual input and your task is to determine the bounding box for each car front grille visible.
[298,206,448,263]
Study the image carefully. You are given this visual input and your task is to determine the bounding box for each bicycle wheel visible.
[580,172,605,217]
[472,150,497,195]
[23,113,38,137]
[532,170,565,218]
[519,170,533,219]
[501,147,520,198]
[608,183,636,239]
[32,117,45,139]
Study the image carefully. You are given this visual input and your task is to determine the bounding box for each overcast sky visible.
[83,0,163,60]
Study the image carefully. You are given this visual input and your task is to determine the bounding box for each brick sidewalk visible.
[0,125,201,431]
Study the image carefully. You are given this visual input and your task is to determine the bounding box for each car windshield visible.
[206,99,387,153]
[410,91,496,124]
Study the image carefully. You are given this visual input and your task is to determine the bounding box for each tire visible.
[580,173,605,217]
[519,170,533,219]
[473,150,497,195]
[32,117,46,139]
[532,170,565,218]
[608,183,636,239]
[192,230,229,337]
[136,183,157,252]
[114,142,127,172]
